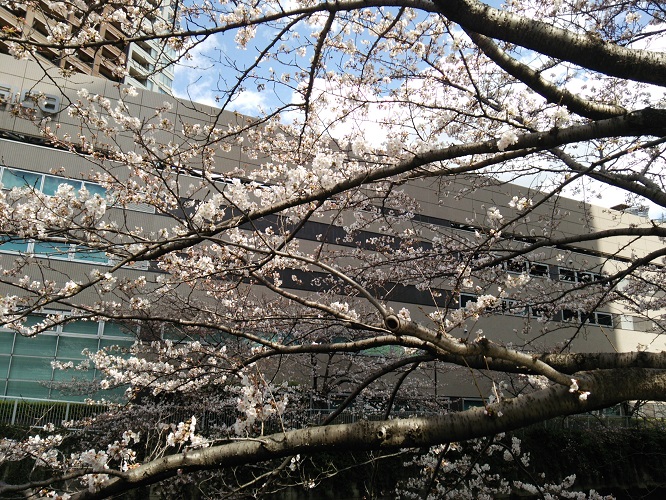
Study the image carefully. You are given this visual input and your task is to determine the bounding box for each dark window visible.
[562,309,578,322]
[530,306,546,318]
[506,260,526,274]
[503,299,526,316]
[460,293,476,308]
[529,263,549,277]
[577,272,595,284]
[559,268,576,282]
[596,313,613,327]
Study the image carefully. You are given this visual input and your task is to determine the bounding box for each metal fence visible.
[1,397,665,433]
[540,413,666,431]
[0,398,107,428]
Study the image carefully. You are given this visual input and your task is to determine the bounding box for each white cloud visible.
[172,34,228,108]
[229,90,269,115]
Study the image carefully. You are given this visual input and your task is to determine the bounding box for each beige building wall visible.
[1,54,664,406]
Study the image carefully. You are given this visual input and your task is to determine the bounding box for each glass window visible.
[0,355,10,379]
[362,345,403,357]
[0,332,15,354]
[102,322,136,338]
[50,376,99,401]
[99,339,134,350]
[57,337,98,358]
[529,263,549,277]
[530,306,546,318]
[93,384,128,401]
[162,324,187,341]
[0,237,29,253]
[506,260,526,274]
[32,241,72,257]
[562,309,578,322]
[8,356,54,380]
[74,246,108,263]
[1,169,42,190]
[52,364,95,381]
[503,299,526,316]
[596,313,613,327]
[61,319,99,336]
[83,182,107,198]
[463,399,484,410]
[23,313,56,332]
[459,293,476,308]
[13,334,57,356]
[577,272,595,284]
[6,380,50,399]
[42,176,81,196]
[48,388,88,402]
[559,268,576,282]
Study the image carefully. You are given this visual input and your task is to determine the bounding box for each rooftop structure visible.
[0,0,176,94]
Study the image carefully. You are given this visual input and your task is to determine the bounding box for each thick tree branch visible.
[432,0,666,87]
[71,367,666,500]
[464,30,627,119]
[384,315,573,387]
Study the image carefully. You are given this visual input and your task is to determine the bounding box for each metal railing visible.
[0,398,107,428]
[1,398,665,433]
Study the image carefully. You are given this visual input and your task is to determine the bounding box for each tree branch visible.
[71,367,666,500]
[432,0,666,86]
[464,30,626,119]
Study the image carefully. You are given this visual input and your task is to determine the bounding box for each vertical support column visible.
[11,399,18,425]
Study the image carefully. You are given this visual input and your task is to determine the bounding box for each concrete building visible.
[0,53,663,410]
[0,0,176,94]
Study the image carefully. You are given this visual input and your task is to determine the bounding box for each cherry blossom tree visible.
[1,0,666,497]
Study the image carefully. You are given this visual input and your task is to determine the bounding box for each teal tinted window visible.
[61,320,98,336]
[6,380,49,399]
[362,345,404,357]
[1,169,41,190]
[84,182,107,198]
[102,322,136,338]
[32,241,71,257]
[9,356,53,381]
[49,388,88,402]
[13,334,57,356]
[463,399,485,410]
[0,355,10,378]
[0,332,15,354]
[74,247,108,263]
[23,314,57,333]
[87,384,128,403]
[52,364,95,381]
[162,324,186,341]
[99,339,134,351]
[42,176,81,196]
[0,237,29,253]
[57,337,98,358]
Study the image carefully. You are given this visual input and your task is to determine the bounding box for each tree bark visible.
[432,0,666,86]
[72,367,666,500]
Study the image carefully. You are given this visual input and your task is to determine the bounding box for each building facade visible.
[0,0,176,94]
[0,53,664,409]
